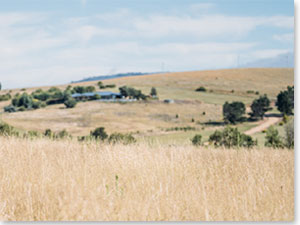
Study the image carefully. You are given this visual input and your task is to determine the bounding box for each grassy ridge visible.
[0,137,294,221]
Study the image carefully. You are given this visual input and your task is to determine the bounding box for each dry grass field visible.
[0,68,294,143]
[0,137,294,221]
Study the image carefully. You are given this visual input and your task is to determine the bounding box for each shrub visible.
[264,126,284,148]
[90,127,108,140]
[44,129,54,138]
[105,84,116,88]
[284,119,294,149]
[191,118,195,123]
[0,93,11,101]
[57,129,72,139]
[195,86,207,92]
[4,105,17,113]
[209,127,256,148]
[0,122,19,136]
[247,90,255,94]
[223,101,246,124]
[191,134,202,146]
[64,98,77,108]
[108,133,136,145]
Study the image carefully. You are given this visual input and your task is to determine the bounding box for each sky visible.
[0,0,294,89]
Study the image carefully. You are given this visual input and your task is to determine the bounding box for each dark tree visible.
[276,86,294,115]
[223,101,246,124]
[250,94,271,120]
[90,127,108,140]
[64,97,77,108]
[150,87,157,96]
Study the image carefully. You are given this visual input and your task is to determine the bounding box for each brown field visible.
[0,68,294,142]
[0,137,294,221]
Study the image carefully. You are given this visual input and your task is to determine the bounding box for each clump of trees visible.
[119,86,146,100]
[276,86,294,115]
[249,95,271,120]
[209,127,256,148]
[73,86,96,94]
[223,101,246,124]
[98,81,116,89]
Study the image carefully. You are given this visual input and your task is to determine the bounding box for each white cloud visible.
[189,3,216,11]
[80,0,87,6]
[273,33,294,42]
[0,10,294,89]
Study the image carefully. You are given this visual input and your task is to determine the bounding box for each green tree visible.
[223,101,246,124]
[249,94,271,120]
[191,134,202,146]
[64,97,77,108]
[90,127,108,140]
[265,126,284,148]
[150,87,157,96]
[276,86,294,115]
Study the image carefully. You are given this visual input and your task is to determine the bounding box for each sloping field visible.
[0,137,294,221]
[0,68,294,140]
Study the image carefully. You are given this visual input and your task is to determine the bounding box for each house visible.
[71,92,122,101]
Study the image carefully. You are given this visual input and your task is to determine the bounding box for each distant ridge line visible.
[71,72,167,83]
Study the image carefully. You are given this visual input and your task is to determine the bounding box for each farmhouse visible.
[71,92,122,101]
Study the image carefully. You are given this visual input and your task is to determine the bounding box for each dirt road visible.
[244,117,281,135]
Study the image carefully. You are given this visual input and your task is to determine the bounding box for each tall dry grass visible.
[0,137,294,221]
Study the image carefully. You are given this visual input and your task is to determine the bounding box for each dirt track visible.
[244,117,281,135]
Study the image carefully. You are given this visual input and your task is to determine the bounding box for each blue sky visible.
[0,0,294,89]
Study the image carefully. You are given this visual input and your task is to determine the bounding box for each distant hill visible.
[243,52,294,68]
[72,72,165,83]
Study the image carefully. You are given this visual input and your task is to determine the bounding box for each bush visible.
[105,84,116,88]
[223,101,246,124]
[57,129,72,139]
[284,119,294,149]
[4,105,17,113]
[191,134,202,146]
[264,126,284,148]
[108,133,136,145]
[90,127,108,140]
[195,86,207,92]
[64,98,77,108]
[0,93,11,101]
[209,127,256,148]
[0,122,19,136]
[44,129,54,138]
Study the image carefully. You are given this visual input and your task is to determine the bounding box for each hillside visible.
[0,68,294,144]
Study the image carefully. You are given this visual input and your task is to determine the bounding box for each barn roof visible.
[71,92,121,98]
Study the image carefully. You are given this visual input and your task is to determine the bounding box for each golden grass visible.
[0,137,294,221]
